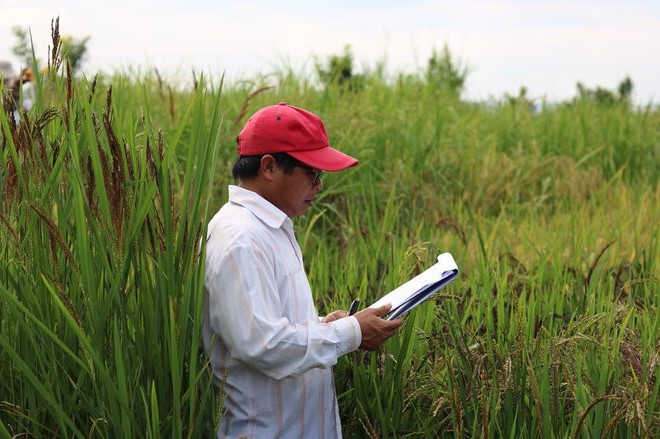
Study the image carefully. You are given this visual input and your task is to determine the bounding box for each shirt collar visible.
[228,185,289,229]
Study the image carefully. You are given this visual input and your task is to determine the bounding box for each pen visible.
[348,298,360,316]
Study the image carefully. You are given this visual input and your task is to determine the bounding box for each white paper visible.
[369,253,459,320]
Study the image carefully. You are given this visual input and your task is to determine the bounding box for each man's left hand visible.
[321,310,349,323]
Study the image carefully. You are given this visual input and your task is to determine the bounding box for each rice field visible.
[1,46,658,437]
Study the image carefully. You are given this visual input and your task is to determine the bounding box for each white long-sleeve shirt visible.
[202,185,362,438]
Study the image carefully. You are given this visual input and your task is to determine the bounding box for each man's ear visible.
[259,154,277,181]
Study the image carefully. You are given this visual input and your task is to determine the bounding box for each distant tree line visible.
[315,45,635,109]
[314,44,468,97]
[576,76,633,106]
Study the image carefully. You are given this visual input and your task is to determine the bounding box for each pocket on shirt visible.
[278,260,316,319]
[277,253,303,277]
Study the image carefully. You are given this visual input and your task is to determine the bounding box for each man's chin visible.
[293,204,313,218]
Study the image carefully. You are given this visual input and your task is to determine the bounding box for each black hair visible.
[231,152,303,181]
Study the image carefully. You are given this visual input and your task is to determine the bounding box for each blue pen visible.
[348,298,360,316]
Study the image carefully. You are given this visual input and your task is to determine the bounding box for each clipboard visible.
[369,253,459,320]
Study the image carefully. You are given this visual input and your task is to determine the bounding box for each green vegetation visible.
[12,18,90,73]
[1,37,658,438]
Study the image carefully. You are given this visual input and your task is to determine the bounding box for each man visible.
[202,102,403,438]
[10,67,34,123]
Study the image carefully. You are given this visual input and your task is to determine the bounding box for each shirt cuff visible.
[330,316,362,356]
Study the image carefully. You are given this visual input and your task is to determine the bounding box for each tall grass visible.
[2,49,659,436]
[1,61,223,436]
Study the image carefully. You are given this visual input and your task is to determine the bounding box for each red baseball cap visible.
[237,102,359,171]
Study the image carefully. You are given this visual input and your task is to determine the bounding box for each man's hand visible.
[353,303,403,351]
[321,310,349,323]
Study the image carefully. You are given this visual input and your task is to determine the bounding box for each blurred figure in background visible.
[10,67,35,122]
[0,61,15,88]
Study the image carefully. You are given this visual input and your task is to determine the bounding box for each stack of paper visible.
[369,253,459,320]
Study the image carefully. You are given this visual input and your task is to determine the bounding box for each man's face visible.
[269,163,323,218]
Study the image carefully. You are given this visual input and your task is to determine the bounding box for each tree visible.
[426,44,468,96]
[315,45,364,91]
[11,25,90,73]
[575,76,634,106]
[60,35,91,73]
[617,76,633,101]
[11,26,37,67]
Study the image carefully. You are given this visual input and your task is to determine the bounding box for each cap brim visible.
[288,146,359,171]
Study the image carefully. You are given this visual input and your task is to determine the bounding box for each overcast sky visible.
[1,0,659,104]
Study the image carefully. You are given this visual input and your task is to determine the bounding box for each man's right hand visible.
[353,303,404,351]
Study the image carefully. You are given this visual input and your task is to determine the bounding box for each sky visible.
[1,0,659,104]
